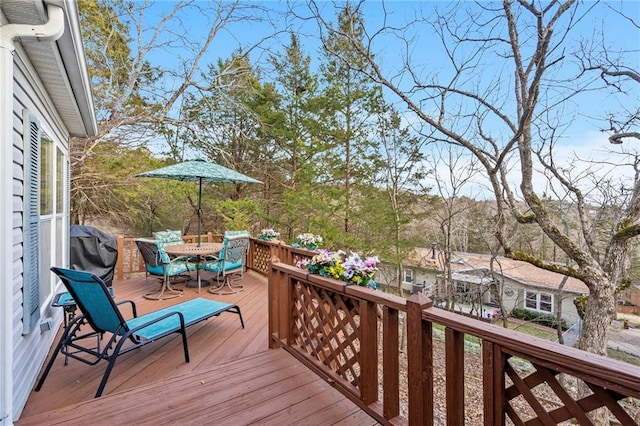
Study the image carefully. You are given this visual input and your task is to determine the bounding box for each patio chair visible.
[135,238,189,300]
[154,229,200,268]
[35,267,244,398]
[203,234,250,295]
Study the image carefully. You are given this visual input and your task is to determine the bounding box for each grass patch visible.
[608,348,640,366]
[432,323,482,346]
[504,320,558,340]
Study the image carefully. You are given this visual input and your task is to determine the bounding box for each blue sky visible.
[130,1,639,199]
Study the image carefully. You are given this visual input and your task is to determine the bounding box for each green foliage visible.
[510,307,569,331]
[318,5,385,236]
[77,0,160,118]
[616,277,632,293]
[214,199,260,233]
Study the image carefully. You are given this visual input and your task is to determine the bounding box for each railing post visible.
[482,341,504,425]
[247,239,255,270]
[268,264,293,349]
[272,241,289,266]
[406,293,433,426]
[445,327,465,425]
[116,235,124,281]
[268,264,280,348]
[359,299,378,405]
[383,306,400,419]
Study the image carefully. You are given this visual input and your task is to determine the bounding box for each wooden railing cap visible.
[407,292,433,309]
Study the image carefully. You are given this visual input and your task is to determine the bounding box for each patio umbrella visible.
[135,159,262,245]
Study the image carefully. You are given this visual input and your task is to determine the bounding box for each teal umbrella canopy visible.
[135,159,262,184]
[135,159,262,244]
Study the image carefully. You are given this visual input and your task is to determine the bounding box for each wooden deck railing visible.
[114,235,311,280]
[114,233,222,279]
[268,262,640,425]
[114,236,640,424]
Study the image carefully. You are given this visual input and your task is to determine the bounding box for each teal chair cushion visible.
[145,263,164,276]
[204,259,242,273]
[153,230,183,246]
[145,261,189,276]
[166,262,189,275]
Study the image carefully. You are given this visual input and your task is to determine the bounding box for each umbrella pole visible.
[197,177,202,246]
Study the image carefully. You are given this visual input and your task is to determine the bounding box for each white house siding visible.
[559,296,582,325]
[509,281,583,325]
[10,49,68,420]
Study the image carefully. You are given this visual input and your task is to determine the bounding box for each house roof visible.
[405,247,440,269]
[408,248,589,295]
[1,0,97,137]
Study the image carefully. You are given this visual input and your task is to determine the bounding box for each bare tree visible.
[428,144,480,309]
[306,0,640,364]
[72,0,273,224]
[574,2,639,146]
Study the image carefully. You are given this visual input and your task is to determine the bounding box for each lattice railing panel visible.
[503,355,639,424]
[291,251,312,268]
[252,243,271,275]
[290,281,362,388]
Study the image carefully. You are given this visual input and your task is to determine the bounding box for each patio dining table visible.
[163,242,223,293]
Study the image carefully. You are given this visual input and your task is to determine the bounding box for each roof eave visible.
[53,0,97,137]
[2,0,97,137]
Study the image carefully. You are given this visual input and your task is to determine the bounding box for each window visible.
[455,281,469,294]
[524,291,553,313]
[23,114,69,335]
[40,142,67,305]
[56,148,64,212]
[41,137,53,215]
[403,269,413,284]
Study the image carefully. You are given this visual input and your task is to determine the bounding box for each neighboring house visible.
[376,245,439,294]
[618,284,640,315]
[379,248,588,325]
[0,1,96,424]
[437,252,588,325]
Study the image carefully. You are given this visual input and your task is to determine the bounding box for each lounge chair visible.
[35,267,244,398]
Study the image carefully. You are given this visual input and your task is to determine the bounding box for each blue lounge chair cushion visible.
[127,298,236,340]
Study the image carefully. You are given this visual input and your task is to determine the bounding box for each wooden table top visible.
[163,242,223,256]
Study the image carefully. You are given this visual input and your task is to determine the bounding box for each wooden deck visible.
[17,271,378,425]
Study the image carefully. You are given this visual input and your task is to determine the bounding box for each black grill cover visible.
[69,225,118,286]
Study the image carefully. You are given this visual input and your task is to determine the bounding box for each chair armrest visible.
[116,299,137,318]
[167,255,190,263]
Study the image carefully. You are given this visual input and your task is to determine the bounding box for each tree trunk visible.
[576,279,615,355]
